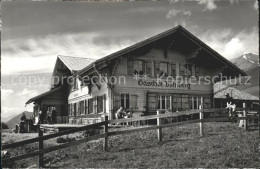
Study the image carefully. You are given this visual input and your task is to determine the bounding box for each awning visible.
[25,86,63,105]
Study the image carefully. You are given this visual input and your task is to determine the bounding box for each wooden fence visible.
[2,107,258,167]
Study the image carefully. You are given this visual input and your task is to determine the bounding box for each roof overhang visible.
[25,86,64,105]
[77,25,246,77]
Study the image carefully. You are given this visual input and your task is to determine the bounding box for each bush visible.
[1,122,9,129]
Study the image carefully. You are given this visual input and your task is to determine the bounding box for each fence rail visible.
[2,107,258,167]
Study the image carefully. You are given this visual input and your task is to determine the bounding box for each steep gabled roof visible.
[78,25,246,76]
[214,83,259,101]
[58,55,96,72]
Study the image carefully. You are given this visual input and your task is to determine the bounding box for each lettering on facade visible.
[138,79,191,89]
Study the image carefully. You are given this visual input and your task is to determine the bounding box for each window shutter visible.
[195,66,199,76]
[167,63,171,77]
[93,97,97,114]
[154,61,160,76]
[127,59,134,74]
[148,93,157,111]
[113,93,121,110]
[77,102,80,115]
[176,62,180,77]
[103,94,106,113]
[192,65,196,76]
[130,95,137,110]
[68,104,71,116]
[85,100,88,114]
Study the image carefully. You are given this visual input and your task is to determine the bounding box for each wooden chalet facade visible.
[26,25,246,124]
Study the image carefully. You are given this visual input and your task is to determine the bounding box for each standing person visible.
[38,109,43,124]
[51,107,57,124]
[20,112,27,133]
[225,93,236,118]
[47,107,52,124]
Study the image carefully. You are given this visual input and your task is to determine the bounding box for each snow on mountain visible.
[230,53,259,71]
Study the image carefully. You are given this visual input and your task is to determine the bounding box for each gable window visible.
[128,59,144,75]
[133,60,144,75]
[121,93,129,109]
[159,62,168,76]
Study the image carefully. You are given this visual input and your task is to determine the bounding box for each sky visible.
[1,0,258,122]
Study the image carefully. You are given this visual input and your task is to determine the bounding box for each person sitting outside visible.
[51,107,57,124]
[47,108,52,124]
[115,107,126,125]
[225,93,236,119]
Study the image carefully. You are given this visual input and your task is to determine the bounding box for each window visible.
[157,95,171,110]
[84,100,88,114]
[189,96,203,109]
[73,103,77,116]
[159,62,168,76]
[121,94,130,109]
[133,60,144,75]
[88,99,94,114]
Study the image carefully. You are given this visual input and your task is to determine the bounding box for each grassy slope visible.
[49,122,259,168]
[2,122,259,168]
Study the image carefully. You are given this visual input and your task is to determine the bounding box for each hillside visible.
[6,111,33,129]
[3,122,258,168]
[231,53,259,71]
[230,53,259,97]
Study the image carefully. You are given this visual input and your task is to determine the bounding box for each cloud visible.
[198,27,258,60]
[2,32,136,75]
[254,0,258,10]
[1,89,14,97]
[198,0,217,11]
[17,88,39,99]
[166,9,191,19]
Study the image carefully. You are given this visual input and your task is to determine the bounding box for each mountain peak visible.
[230,53,259,71]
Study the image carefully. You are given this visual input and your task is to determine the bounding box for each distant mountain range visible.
[6,111,33,129]
[231,53,259,71]
[230,53,259,97]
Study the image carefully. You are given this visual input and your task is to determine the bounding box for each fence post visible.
[38,125,44,168]
[157,110,162,142]
[199,105,204,136]
[243,102,247,130]
[103,115,108,151]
